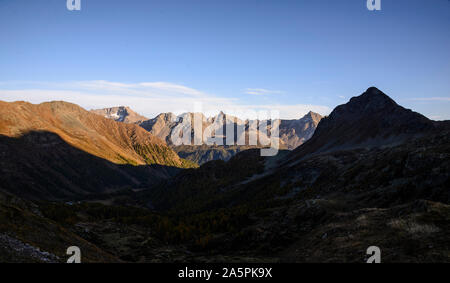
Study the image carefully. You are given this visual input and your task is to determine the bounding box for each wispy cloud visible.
[409,97,450,102]
[71,80,205,97]
[244,88,283,95]
[0,81,331,119]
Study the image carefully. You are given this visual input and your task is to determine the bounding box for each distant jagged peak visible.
[91,106,148,124]
[142,110,323,124]
[153,112,177,122]
[301,111,323,122]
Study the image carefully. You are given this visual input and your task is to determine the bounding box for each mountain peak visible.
[359,87,395,103]
[155,112,177,123]
[366,86,382,93]
[299,111,323,127]
[303,110,322,120]
[334,87,398,118]
[91,106,148,124]
[290,88,434,160]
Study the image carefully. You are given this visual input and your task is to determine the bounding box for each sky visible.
[0,0,449,119]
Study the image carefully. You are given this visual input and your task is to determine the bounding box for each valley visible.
[0,87,448,262]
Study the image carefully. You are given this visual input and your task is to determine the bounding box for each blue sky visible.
[0,0,449,119]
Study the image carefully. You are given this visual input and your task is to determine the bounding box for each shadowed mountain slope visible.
[288,87,440,162]
[0,100,196,200]
[145,87,449,212]
[0,132,181,200]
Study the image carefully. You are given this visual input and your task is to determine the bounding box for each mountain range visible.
[91,107,323,164]
[0,87,448,262]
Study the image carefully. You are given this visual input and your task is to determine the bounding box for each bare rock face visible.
[91,105,323,164]
[139,112,180,144]
[93,106,323,152]
[137,111,322,164]
[91,106,148,124]
[279,111,323,150]
[140,111,322,149]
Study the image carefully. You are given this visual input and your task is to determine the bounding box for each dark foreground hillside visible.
[1,128,447,262]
